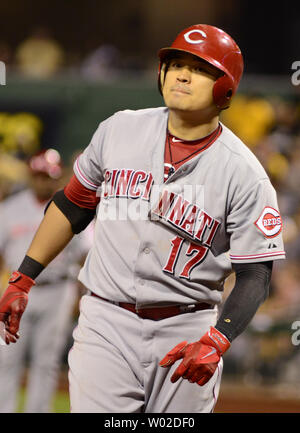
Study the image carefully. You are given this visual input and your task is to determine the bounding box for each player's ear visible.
[160,63,166,90]
[160,61,171,94]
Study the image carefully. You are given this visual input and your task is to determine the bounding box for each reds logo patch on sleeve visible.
[254,206,283,238]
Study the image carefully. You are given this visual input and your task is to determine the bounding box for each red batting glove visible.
[159,326,230,386]
[0,271,35,344]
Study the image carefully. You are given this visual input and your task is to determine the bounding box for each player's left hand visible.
[0,271,35,344]
[159,326,230,386]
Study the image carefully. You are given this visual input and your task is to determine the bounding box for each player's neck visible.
[168,110,220,141]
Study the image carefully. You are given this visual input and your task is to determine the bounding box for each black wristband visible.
[18,255,45,280]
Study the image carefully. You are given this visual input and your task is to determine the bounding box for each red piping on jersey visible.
[230,251,286,260]
[75,158,99,190]
[64,175,100,209]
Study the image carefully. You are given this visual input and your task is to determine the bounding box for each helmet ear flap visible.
[213,75,234,110]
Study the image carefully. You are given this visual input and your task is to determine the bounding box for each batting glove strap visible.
[199,326,231,356]
[8,271,35,294]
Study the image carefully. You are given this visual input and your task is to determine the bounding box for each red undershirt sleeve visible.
[64,175,100,210]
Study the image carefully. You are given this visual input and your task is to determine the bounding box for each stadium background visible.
[1,0,300,412]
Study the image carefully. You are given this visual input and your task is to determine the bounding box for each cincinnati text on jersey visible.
[151,188,220,248]
[102,168,220,248]
[103,168,154,200]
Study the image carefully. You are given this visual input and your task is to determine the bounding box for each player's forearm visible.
[215,261,273,342]
[26,201,74,267]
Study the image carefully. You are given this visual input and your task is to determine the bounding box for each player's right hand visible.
[159,327,230,386]
[0,271,35,344]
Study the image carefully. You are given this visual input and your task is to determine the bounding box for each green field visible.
[17,388,70,413]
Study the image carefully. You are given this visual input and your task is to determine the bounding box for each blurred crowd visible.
[0,26,138,81]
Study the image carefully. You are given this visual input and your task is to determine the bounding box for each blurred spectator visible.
[252,134,290,190]
[80,43,121,80]
[281,204,300,262]
[257,263,300,323]
[280,142,300,202]
[0,110,43,200]
[15,27,65,79]
[220,94,276,148]
[0,112,43,159]
[0,153,29,200]
[266,97,300,159]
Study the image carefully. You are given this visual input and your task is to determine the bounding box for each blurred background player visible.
[0,148,92,413]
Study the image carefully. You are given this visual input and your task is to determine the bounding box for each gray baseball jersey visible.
[73,107,285,308]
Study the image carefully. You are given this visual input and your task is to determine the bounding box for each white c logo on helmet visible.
[184,30,207,44]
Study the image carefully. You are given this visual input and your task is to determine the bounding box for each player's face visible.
[162,53,222,114]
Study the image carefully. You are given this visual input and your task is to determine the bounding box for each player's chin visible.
[165,99,194,112]
[166,96,209,113]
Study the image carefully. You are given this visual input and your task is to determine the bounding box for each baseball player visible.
[0,24,285,413]
[0,149,92,413]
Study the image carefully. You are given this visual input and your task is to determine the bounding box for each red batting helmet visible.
[28,148,63,179]
[158,24,244,109]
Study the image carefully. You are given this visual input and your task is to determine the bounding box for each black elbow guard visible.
[46,190,96,234]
